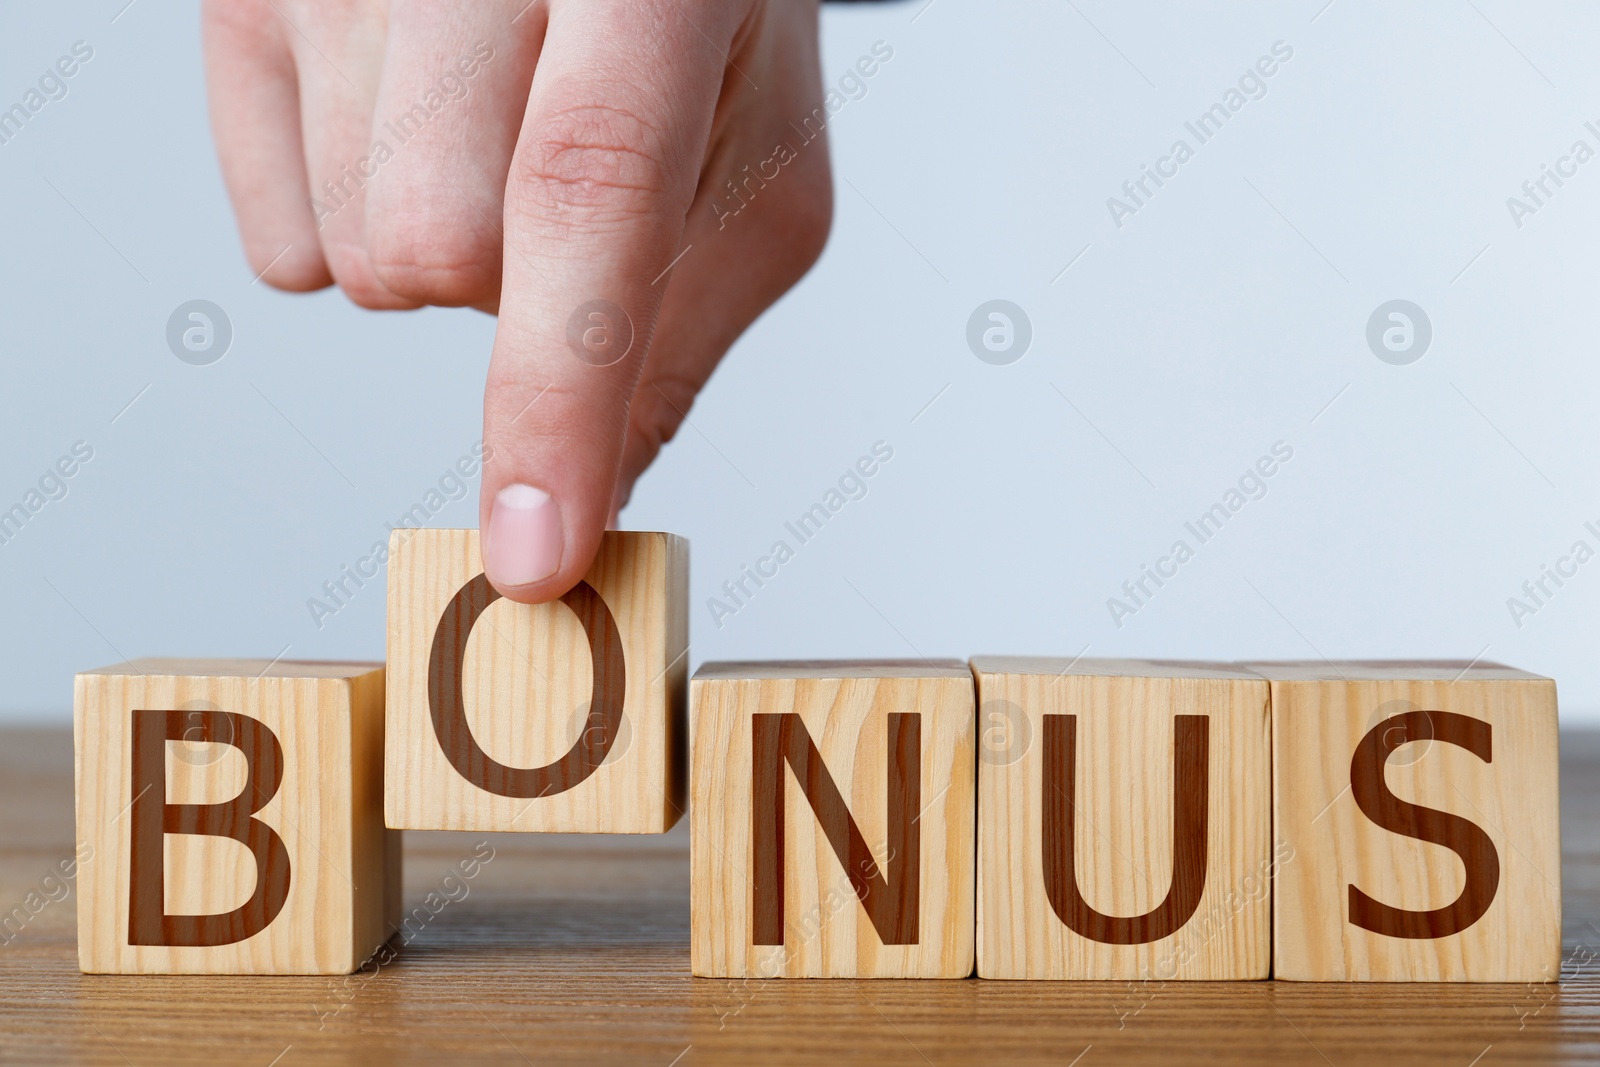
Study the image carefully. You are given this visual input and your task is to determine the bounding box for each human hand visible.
[204,0,833,601]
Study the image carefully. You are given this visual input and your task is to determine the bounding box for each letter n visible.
[1042,714,1209,943]
[128,710,291,946]
[751,712,920,945]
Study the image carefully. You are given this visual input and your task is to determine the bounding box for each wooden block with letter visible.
[972,658,1272,980]
[74,658,398,974]
[1259,660,1561,981]
[690,661,975,978]
[385,528,688,833]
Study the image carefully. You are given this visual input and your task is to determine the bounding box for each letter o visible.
[428,573,624,797]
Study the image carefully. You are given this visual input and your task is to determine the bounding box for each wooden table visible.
[3,726,1597,1065]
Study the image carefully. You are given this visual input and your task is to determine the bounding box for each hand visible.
[203,0,833,601]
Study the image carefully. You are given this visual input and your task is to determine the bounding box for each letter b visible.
[129,710,290,946]
[75,659,397,974]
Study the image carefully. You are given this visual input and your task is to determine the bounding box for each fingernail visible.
[484,483,562,586]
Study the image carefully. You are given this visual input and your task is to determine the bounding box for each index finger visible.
[479,0,738,602]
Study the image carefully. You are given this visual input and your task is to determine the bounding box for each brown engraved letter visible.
[428,574,625,798]
[1348,710,1500,938]
[1042,714,1209,944]
[128,710,290,946]
[751,712,920,946]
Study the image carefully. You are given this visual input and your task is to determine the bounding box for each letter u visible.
[1041,714,1209,944]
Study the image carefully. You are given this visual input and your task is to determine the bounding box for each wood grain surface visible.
[972,658,1271,980]
[1257,661,1561,982]
[73,662,397,975]
[4,725,1599,1064]
[384,529,688,834]
[690,661,974,978]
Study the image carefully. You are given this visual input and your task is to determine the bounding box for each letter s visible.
[1347,711,1499,938]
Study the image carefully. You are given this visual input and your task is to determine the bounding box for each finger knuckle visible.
[248,243,331,293]
[707,151,833,290]
[512,100,671,223]
[630,373,697,452]
[202,0,279,39]
[780,177,834,274]
[368,219,500,307]
[323,243,417,310]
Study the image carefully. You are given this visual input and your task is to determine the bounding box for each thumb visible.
[478,0,727,603]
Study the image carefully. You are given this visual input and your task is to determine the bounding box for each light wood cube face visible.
[385,529,688,833]
[1262,662,1562,982]
[73,659,398,975]
[690,661,975,978]
[973,658,1272,980]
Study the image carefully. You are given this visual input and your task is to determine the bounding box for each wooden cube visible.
[1259,660,1561,982]
[690,661,975,978]
[74,659,399,974]
[385,528,687,833]
[972,658,1271,980]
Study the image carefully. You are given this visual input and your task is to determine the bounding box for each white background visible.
[2,1,1598,722]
